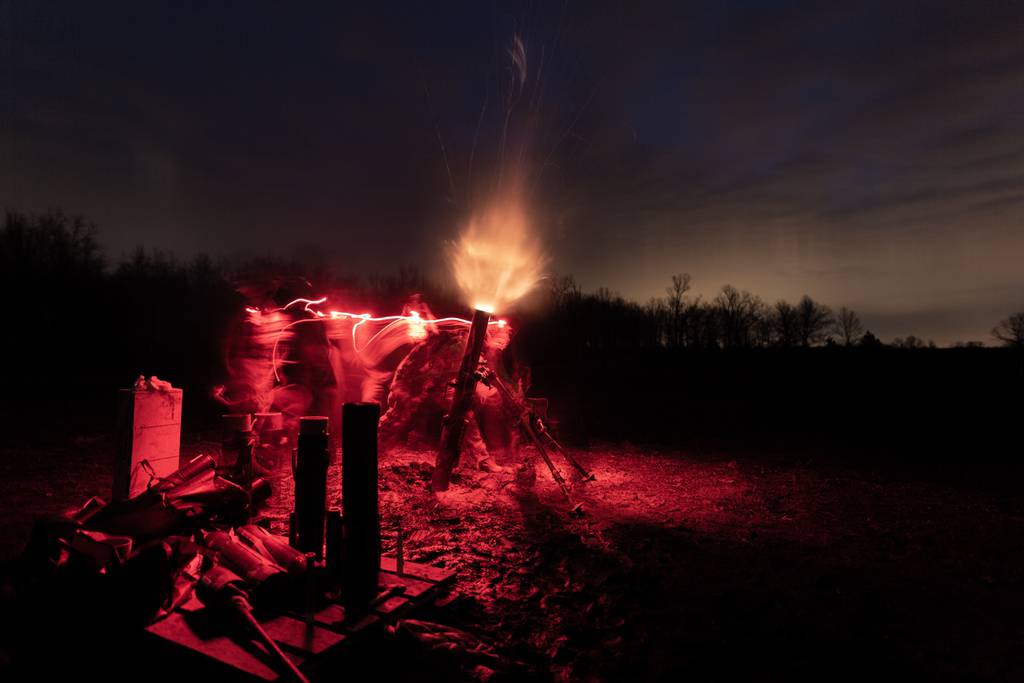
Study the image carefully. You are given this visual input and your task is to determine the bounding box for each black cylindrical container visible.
[292,416,329,558]
[341,402,381,607]
[325,509,343,578]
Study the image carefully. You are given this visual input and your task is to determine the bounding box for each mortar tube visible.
[432,307,490,491]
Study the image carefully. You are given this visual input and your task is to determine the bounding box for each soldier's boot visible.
[478,457,510,474]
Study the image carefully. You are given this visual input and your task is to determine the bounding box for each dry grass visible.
[2,440,1022,679]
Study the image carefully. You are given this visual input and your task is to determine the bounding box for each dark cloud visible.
[1,0,1022,343]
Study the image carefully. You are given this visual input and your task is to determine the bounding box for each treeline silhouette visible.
[3,210,1021,488]
[517,272,1014,352]
[1,212,239,440]
[522,273,886,352]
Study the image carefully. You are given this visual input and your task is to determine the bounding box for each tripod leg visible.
[548,436,598,479]
[542,430,596,481]
[520,420,580,511]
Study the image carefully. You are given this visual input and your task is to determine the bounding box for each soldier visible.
[379,320,522,473]
[472,322,525,473]
[217,276,339,444]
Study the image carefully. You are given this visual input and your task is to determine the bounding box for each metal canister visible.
[292,416,329,558]
[341,402,381,607]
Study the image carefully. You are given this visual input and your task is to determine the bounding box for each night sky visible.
[2,1,1022,344]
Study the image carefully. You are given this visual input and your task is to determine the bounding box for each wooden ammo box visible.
[114,386,184,499]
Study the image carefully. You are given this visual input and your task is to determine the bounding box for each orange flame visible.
[450,199,545,314]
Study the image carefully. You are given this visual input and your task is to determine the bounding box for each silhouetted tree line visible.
[992,312,1024,348]
[527,272,924,353]
[0,212,242,436]
[2,210,1021,440]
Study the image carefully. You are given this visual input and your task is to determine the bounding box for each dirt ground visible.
[1,439,1022,680]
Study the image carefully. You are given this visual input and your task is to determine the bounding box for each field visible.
[2,438,1021,680]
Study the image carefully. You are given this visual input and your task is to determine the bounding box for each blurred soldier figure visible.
[473,322,526,472]
[379,320,522,473]
[217,276,339,440]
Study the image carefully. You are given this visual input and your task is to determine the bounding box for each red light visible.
[251,296,508,382]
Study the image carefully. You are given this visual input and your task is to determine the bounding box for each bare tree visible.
[684,296,713,348]
[646,297,669,346]
[714,285,765,348]
[772,300,800,347]
[796,295,834,347]
[665,273,692,348]
[752,299,775,347]
[666,273,691,308]
[549,274,581,307]
[992,312,1024,348]
[832,306,864,346]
